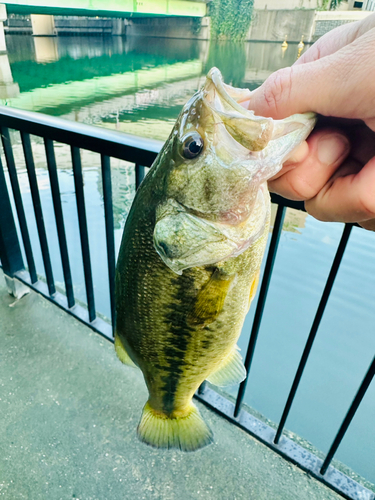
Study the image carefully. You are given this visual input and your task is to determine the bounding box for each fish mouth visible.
[206,67,254,114]
[203,68,275,152]
[203,67,316,154]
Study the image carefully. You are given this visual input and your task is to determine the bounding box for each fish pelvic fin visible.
[114,335,137,368]
[137,401,213,452]
[207,346,246,387]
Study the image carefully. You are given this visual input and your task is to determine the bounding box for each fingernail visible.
[317,135,349,165]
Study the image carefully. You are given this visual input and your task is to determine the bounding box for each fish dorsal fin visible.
[114,335,138,368]
[187,269,235,328]
[207,346,246,387]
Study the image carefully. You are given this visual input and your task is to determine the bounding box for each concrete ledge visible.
[0,269,345,500]
[315,10,373,21]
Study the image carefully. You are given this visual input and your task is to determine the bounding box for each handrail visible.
[0,105,162,164]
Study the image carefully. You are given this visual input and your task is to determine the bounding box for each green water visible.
[2,34,374,488]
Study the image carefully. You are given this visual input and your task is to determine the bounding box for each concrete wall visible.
[125,16,210,39]
[31,14,55,35]
[3,9,374,40]
[247,9,316,42]
[253,0,319,9]
[54,16,114,35]
[126,9,344,42]
[125,9,370,42]
[312,10,372,39]
[5,15,125,35]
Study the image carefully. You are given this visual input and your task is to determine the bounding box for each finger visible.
[268,130,350,201]
[305,156,375,223]
[359,219,375,231]
[247,27,375,121]
[295,12,375,66]
[284,140,310,166]
[269,141,310,182]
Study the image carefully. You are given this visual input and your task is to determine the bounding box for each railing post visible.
[0,154,27,297]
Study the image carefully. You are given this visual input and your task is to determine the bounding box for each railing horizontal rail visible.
[0,106,373,500]
[0,105,161,164]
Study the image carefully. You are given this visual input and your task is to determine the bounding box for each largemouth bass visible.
[115,68,315,451]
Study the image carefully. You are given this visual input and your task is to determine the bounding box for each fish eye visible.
[181,133,204,159]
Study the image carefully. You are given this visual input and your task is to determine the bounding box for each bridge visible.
[2,0,207,18]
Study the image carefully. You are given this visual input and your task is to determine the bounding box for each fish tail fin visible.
[137,401,213,452]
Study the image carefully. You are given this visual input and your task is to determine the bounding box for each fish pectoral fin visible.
[248,271,260,311]
[207,346,246,387]
[187,269,235,328]
[114,335,138,368]
[137,401,213,452]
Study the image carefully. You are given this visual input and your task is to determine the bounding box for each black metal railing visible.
[0,106,373,500]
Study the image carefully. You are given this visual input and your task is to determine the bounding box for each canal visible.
[1,34,375,487]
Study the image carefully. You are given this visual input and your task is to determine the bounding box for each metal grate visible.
[0,106,373,500]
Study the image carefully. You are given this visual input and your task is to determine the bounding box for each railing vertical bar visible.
[0,153,24,277]
[1,127,37,283]
[135,163,145,189]
[101,154,116,333]
[320,355,375,475]
[71,146,96,322]
[21,131,55,296]
[274,223,353,445]
[44,138,75,309]
[198,382,206,395]
[234,204,286,417]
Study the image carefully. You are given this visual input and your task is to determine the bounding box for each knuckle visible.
[305,199,327,222]
[262,68,292,112]
[287,175,317,202]
[357,192,375,219]
[359,219,375,231]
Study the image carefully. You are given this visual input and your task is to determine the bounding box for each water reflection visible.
[0,52,19,99]
[33,36,58,63]
[3,35,304,137]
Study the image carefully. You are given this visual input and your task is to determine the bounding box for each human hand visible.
[243,13,375,231]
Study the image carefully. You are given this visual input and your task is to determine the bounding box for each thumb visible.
[247,28,375,121]
[247,61,332,120]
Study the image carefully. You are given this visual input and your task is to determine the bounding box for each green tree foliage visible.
[317,0,343,9]
[210,0,254,41]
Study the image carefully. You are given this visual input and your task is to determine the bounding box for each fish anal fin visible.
[114,335,137,368]
[207,347,246,387]
[188,269,235,328]
[137,401,213,452]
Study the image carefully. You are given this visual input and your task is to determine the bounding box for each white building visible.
[253,0,374,9]
[253,0,319,8]
[358,0,375,9]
